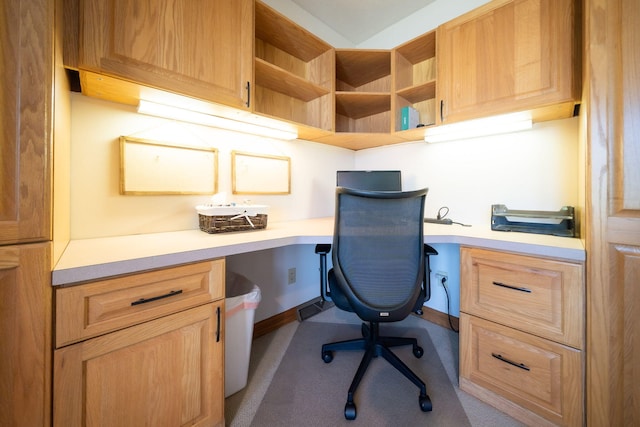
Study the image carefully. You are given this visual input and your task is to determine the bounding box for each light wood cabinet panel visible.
[54,260,226,427]
[0,0,52,245]
[461,247,584,348]
[0,0,54,425]
[584,0,640,425]
[0,243,52,427]
[54,302,224,427]
[460,314,582,426]
[437,0,580,124]
[78,0,253,110]
[56,259,225,347]
[460,246,584,426]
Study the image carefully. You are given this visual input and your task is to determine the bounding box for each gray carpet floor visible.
[225,306,525,427]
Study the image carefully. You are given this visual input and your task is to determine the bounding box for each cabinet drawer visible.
[460,314,583,426]
[56,259,224,347]
[460,247,584,348]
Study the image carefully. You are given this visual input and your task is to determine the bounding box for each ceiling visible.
[290,0,437,45]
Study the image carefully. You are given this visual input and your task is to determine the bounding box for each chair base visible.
[321,322,432,420]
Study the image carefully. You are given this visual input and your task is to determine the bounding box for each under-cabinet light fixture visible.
[424,112,533,143]
[137,100,299,140]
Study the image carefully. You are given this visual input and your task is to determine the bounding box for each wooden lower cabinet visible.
[460,246,584,426]
[0,243,52,427]
[460,314,582,426]
[54,303,223,427]
[53,261,225,427]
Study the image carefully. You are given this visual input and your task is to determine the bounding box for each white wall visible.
[354,118,579,224]
[69,94,354,239]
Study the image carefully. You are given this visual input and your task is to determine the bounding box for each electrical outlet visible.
[435,271,448,286]
[288,267,296,285]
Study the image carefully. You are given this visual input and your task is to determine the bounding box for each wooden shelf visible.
[336,49,391,89]
[255,2,330,61]
[393,30,438,131]
[395,31,436,67]
[254,1,334,132]
[335,92,390,119]
[255,59,330,102]
[313,131,406,151]
[396,80,436,104]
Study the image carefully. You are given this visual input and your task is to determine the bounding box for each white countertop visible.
[52,217,585,286]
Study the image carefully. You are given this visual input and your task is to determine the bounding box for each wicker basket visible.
[196,204,269,234]
[198,213,268,234]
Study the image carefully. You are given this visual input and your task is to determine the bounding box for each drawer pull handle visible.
[492,281,531,293]
[131,289,183,306]
[216,306,221,342]
[492,353,530,371]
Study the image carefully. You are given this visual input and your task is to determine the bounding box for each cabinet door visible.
[0,0,52,245]
[80,0,253,110]
[585,0,640,425]
[54,303,224,427]
[0,243,52,427]
[437,0,579,124]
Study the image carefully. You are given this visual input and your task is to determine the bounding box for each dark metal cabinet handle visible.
[492,353,530,371]
[440,99,444,122]
[216,306,221,342]
[246,81,251,108]
[492,281,532,293]
[131,289,183,306]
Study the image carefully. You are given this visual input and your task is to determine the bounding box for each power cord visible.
[423,206,472,227]
[436,206,449,220]
[439,275,459,333]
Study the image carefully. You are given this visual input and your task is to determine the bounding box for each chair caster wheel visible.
[344,401,357,420]
[419,394,432,412]
[322,350,333,363]
[413,345,424,358]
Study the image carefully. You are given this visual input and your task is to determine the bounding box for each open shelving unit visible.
[393,30,437,140]
[335,49,392,134]
[254,1,334,138]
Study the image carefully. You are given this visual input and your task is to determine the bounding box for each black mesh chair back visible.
[332,187,426,322]
[321,187,433,420]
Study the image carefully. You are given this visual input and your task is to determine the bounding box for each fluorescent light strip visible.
[424,112,533,143]
[137,100,298,140]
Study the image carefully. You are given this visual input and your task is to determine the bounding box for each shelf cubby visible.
[254,1,334,132]
[335,49,391,134]
[393,30,437,133]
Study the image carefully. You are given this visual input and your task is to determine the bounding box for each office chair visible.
[321,187,433,420]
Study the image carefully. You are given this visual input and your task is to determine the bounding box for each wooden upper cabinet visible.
[0,0,52,245]
[437,0,580,124]
[78,0,253,110]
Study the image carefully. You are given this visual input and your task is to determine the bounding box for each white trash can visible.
[225,271,261,398]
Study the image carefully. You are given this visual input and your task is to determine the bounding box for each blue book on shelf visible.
[400,106,419,130]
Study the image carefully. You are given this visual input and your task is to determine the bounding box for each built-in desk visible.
[53,217,584,286]
[52,217,585,426]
